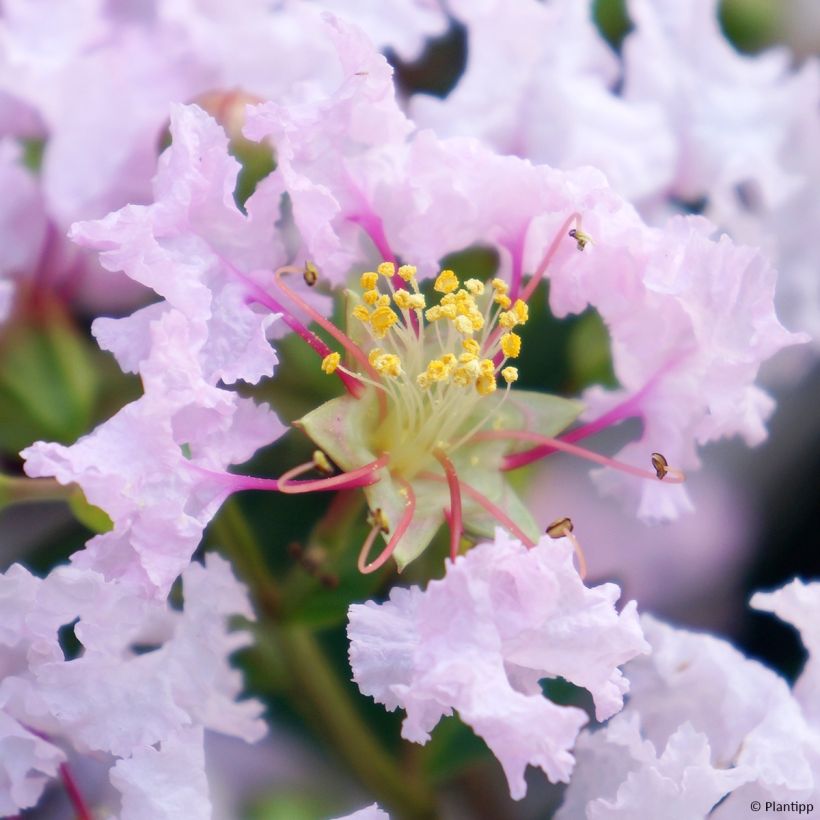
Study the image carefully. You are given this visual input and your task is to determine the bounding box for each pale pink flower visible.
[22,309,284,596]
[348,530,647,799]
[410,0,675,203]
[560,588,820,817]
[0,553,263,817]
[752,580,820,728]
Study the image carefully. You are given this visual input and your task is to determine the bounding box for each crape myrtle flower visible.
[23,308,285,597]
[0,553,265,818]
[57,13,796,589]
[409,0,676,203]
[558,580,820,817]
[348,530,648,799]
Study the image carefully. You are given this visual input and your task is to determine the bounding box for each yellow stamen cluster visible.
[320,263,530,467]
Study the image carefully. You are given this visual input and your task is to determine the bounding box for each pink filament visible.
[475,429,684,483]
[433,449,463,562]
[358,475,416,573]
[59,763,93,820]
[206,453,390,494]
[420,471,536,547]
[278,453,390,494]
[519,211,581,304]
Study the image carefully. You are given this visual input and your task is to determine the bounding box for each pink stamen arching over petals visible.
[474,430,685,484]
[434,449,463,561]
[59,763,93,820]
[358,475,416,574]
[419,471,536,548]
[348,211,397,265]
[196,454,389,494]
[272,266,389,417]
[489,212,581,365]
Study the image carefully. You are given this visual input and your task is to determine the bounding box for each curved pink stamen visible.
[475,429,685,483]
[420,471,536,548]
[279,453,390,494]
[60,763,93,820]
[434,449,463,562]
[519,211,581,304]
[272,266,388,417]
[358,475,415,574]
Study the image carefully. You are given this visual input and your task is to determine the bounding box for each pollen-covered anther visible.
[454,315,474,335]
[377,261,396,278]
[352,305,371,323]
[397,264,417,282]
[425,358,451,382]
[434,269,459,294]
[569,227,592,251]
[476,371,497,396]
[465,278,485,295]
[501,366,518,384]
[500,332,522,358]
[650,452,686,482]
[373,353,403,378]
[360,271,379,290]
[363,288,380,305]
[312,450,334,475]
[513,299,529,324]
[394,289,426,310]
[303,261,319,287]
[370,305,399,338]
[321,352,341,374]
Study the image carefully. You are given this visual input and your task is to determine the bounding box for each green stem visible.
[211,496,437,819]
[0,475,76,507]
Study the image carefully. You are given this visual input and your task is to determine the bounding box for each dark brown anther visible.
[651,452,669,480]
[312,450,334,475]
[546,516,574,539]
[303,261,319,287]
[367,508,390,534]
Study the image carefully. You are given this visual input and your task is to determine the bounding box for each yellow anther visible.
[397,264,417,282]
[501,366,519,384]
[441,293,456,306]
[494,293,512,309]
[464,278,485,295]
[434,269,459,294]
[407,293,426,309]
[476,372,497,396]
[363,288,380,305]
[426,359,449,382]
[479,358,495,375]
[368,347,384,366]
[425,306,443,322]
[568,228,592,251]
[321,352,341,374]
[312,450,333,474]
[498,310,517,329]
[416,372,431,390]
[376,294,390,307]
[441,353,457,367]
[500,332,522,358]
[375,353,402,378]
[304,261,319,287]
[462,338,480,356]
[378,261,396,278]
[453,315,474,335]
[393,289,413,309]
[440,303,457,319]
[360,271,378,290]
[453,359,479,386]
[513,299,529,324]
[352,305,371,322]
[370,305,399,338]
[491,277,508,294]
[468,310,485,331]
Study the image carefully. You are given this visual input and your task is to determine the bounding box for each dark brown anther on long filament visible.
[546,516,574,539]
[651,452,669,480]
[546,516,587,579]
[312,450,334,476]
[367,507,390,535]
[568,228,590,251]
